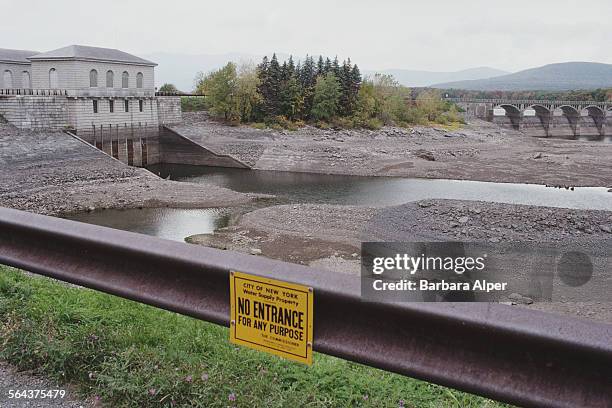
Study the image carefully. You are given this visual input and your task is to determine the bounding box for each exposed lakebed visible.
[67,164,612,242]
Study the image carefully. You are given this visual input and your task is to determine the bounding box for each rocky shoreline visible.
[187,199,612,322]
[0,123,257,216]
[172,112,612,187]
[2,117,611,322]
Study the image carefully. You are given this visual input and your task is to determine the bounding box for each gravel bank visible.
[172,112,612,187]
[189,199,612,322]
[0,123,256,216]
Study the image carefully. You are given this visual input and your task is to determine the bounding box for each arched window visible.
[106,70,114,88]
[3,70,13,88]
[49,68,58,88]
[22,71,31,88]
[122,71,129,88]
[136,72,143,88]
[90,69,98,87]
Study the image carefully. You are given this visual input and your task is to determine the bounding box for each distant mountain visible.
[145,51,510,92]
[144,52,291,92]
[363,67,508,87]
[431,62,612,91]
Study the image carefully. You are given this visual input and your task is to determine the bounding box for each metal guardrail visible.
[0,88,68,96]
[0,207,610,408]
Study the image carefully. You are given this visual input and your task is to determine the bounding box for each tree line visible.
[442,88,612,102]
[192,54,463,129]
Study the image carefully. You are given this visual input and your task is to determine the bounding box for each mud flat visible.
[172,112,612,187]
[0,123,256,216]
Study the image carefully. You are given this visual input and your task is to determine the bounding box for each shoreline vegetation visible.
[179,54,465,131]
[0,267,508,408]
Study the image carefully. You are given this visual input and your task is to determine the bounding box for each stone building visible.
[28,45,161,133]
[0,48,38,89]
[0,45,182,166]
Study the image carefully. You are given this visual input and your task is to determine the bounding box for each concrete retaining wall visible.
[160,126,249,168]
[75,124,160,167]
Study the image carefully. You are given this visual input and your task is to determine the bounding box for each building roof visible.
[29,45,157,66]
[0,48,39,64]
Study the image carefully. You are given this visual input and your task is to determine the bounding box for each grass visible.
[0,267,509,408]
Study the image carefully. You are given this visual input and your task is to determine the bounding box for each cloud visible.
[1,0,610,72]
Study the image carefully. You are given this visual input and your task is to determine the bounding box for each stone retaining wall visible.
[157,96,182,125]
[0,95,70,130]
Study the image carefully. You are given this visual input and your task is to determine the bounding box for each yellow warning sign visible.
[229,271,314,365]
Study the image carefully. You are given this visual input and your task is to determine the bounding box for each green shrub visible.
[181,97,209,112]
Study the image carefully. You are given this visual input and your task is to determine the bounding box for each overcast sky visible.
[2,0,611,72]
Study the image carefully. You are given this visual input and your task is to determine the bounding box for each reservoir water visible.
[69,164,612,242]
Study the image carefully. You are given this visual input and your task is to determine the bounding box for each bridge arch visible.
[494,104,521,116]
[494,104,522,130]
[581,105,605,117]
[526,104,551,116]
[524,104,552,136]
[580,106,606,137]
[556,105,580,117]
[553,105,580,137]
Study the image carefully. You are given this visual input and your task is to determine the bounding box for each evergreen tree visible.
[316,56,325,77]
[287,56,296,78]
[299,55,316,88]
[324,58,332,75]
[300,55,317,117]
[295,61,302,77]
[281,61,289,82]
[253,53,364,124]
[338,59,353,116]
[258,53,282,117]
[349,63,362,115]
[331,56,341,78]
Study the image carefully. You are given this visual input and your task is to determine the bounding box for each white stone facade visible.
[30,60,155,97]
[1,63,32,89]
[71,97,159,132]
[0,45,184,135]
[0,48,37,89]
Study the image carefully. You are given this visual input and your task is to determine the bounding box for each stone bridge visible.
[450,98,612,139]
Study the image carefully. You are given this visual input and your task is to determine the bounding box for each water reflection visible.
[69,166,612,241]
[68,207,229,242]
[148,164,612,210]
